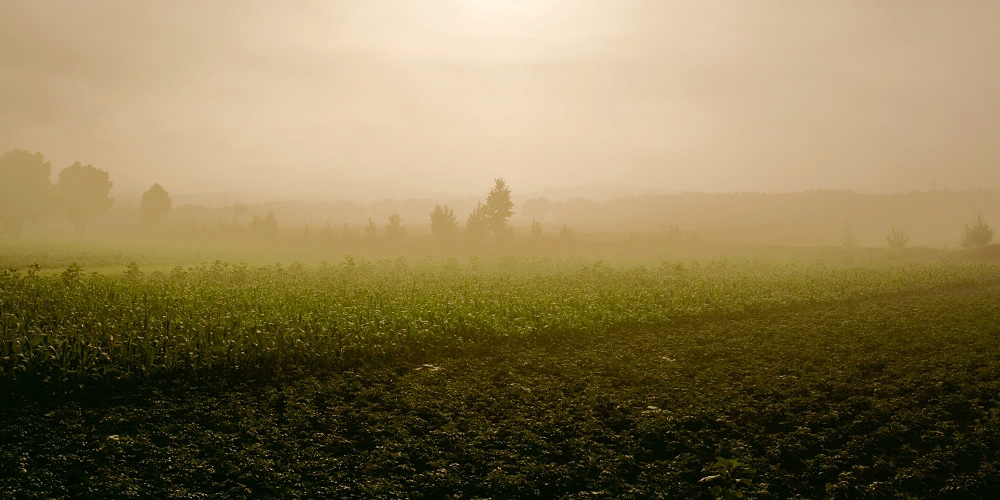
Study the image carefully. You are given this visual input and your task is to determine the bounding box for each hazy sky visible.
[2,1,999,200]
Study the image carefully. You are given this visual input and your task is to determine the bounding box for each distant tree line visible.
[427,178,514,242]
[357,178,517,243]
[3,149,995,249]
[0,149,172,238]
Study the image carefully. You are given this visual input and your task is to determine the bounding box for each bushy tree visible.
[961,213,994,248]
[465,202,490,240]
[484,178,514,239]
[57,162,114,237]
[886,226,910,248]
[140,183,172,227]
[364,217,378,239]
[384,213,405,240]
[0,149,54,238]
[430,204,459,240]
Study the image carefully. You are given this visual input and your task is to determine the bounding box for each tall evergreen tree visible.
[484,178,514,239]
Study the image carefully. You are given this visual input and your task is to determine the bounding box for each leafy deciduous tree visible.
[0,149,54,238]
[430,204,459,240]
[384,213,405,240]
[57,162,114,237]
[140,183,172,227]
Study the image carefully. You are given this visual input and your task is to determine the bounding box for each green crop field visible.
[3,248,1000,498]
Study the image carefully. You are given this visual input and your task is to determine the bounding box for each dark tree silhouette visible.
[430,204,459,239]
[484,178,514,239]
[465,202,489,240]
[140,183,172,228]
[384,213,405,240]
[364,217,378,239]
[0,149,54,238]
[248,210,278,239]
[57,162,114,237]
[961,213,994,247]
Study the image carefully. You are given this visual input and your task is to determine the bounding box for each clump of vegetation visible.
[885,226,910,248]
[247,210,279,239]
[559,223,575,242]
[364,217,378,239]
[841,219,858,248]
[701,457,759,499]
[1,257,995,389]
[384,213,405,240]
[530,219,543,240]
[961,213,994,248]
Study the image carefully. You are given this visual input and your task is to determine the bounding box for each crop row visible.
[2,257,998,388]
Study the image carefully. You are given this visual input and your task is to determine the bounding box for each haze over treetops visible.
[2,1,998,200]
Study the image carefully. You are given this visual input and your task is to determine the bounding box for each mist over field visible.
[3,2,1000,498]
[3,1,1000,200]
